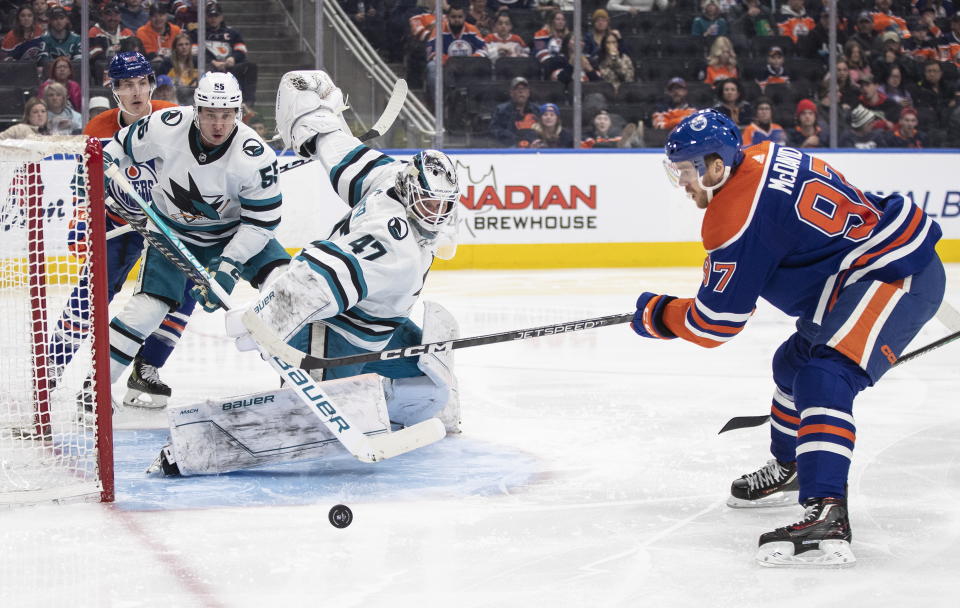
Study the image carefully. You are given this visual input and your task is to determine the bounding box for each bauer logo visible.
[222,395,276,410]
[243,139,264,157]
[388,217,408,240]
[161,110,182,126]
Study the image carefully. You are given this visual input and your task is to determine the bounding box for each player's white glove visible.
[276,70,349,154]
[224,307,259,352]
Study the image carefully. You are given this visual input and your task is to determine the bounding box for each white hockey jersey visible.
[103,106,282,264]
[295,131,434,350]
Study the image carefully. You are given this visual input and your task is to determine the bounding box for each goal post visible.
[0,136,113,505]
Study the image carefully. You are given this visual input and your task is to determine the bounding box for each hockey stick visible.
[242,310,635,371]
[718,303,960,434]
[278,78,408,175]
[103,164,444,463]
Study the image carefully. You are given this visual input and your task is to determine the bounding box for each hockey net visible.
[0,137,113,505]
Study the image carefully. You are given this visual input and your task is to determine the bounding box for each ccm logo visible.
[380,342,453,360]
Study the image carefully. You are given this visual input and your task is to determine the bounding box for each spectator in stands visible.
[153,73,177,102]
[548,33,601,84]
[777,0,814,45]
[581,109,628,148]
[38,5,81,66]
[89,3,134,82]
[755,45,790,92]
[869,0,909,41]
[342,0,387,51]
[190,1,258,106]
[732,0,774,38]
[0,97,48,139]
[939,14,960,69]
[787,97,823,147]
[405,0,448,87]
[466,0,492,36]
[911,59,958,122]
[801,5,847,60]
[530,102,573,148]
[534,9,569,72]
[425,4,485,94]
[904,18,939,65]
[583,8,621,59]
[857,73,899,124]
[871,31,914,83]
[879,64,913,108]
[691,0,728,37]
[818,59,860,113]
[120,0,149,32]
[740,96,786,145]
[713,77,752,125]
[595,32,634,91]
[702,35,738,85]
[605,0,669,14]
[883,106,926,147]
[167,31,198,88]
[137,3,180,74]
[537,0,574,12]
[652,76,697,130]
[42,82,81,134]
[848,12,877,57]
[171,0,199,31]
[844,39,872,84]
[838,103,886,148]
[1,4,44,61]
[489,75,539,147]
[38,56,81,110]
[89,95,111,119]
[483,10,529,62]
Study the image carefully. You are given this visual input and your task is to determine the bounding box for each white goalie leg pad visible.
[386,301,461,433]
[276,70,352,152]
[162,373,391,475]
[225,258,336,352]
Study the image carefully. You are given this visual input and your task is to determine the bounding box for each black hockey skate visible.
[76,375,119,424]
[727,458,798,508]
[756,497,855,567]
[124,357,172,409]
[146,445,181,477]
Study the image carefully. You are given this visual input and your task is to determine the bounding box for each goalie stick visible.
[103,164,444,463]
[278,78,408,175]
[242,310,635,371]
[718,303,960,434]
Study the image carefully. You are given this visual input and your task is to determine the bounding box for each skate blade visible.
[123,388,169,409]
[756,540,856,568]
[727,490,798,509]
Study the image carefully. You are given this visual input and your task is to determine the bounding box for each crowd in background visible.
[3,0,960,148]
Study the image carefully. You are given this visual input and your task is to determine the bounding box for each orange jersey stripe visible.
[701,142,772,252]
[662,298,725,348]
[689,304,742,335]
[832,282,902,364]
[798,423,856,443]
[161,319,186,333]
[850,206,924,270]
[83,100,178,138]
[771,406,800,426]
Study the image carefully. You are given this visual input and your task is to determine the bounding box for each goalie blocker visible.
[153,302,460,475]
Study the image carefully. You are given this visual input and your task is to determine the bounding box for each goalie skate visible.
[727,459,798,508]
[124,357,171,409]
[756,497,855,568]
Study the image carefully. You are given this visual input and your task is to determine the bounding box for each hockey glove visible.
[191,256,242,313]
[67,208,89,259]
[631,292,678,340]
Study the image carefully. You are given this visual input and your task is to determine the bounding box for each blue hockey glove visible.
[631,292,678,339]
[191,256,242,313]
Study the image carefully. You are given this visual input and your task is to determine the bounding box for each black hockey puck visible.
[328,504,353,528]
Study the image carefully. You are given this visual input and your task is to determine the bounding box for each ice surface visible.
[2,267,958,608]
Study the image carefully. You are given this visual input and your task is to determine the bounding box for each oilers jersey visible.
[103,105,282,264]
[292,131,434,351]
[662,141,942,348]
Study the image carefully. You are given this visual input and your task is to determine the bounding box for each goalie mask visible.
[396,150,460,258]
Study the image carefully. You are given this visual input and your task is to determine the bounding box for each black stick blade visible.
[718,414,770,434]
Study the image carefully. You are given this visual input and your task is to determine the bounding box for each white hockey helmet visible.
[396,149,460,234]
[194,72,243,124]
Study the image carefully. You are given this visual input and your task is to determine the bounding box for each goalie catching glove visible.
[191,256,242,313]
[275,70,350,154]
[631,292,677,340]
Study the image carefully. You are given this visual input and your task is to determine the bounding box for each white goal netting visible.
[0,137,113,505]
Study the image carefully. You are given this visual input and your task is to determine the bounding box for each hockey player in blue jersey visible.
[635,109,945,567]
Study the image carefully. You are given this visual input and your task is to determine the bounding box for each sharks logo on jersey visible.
[163,173,225,222]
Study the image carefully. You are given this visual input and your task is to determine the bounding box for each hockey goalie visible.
[149,71,462,476]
